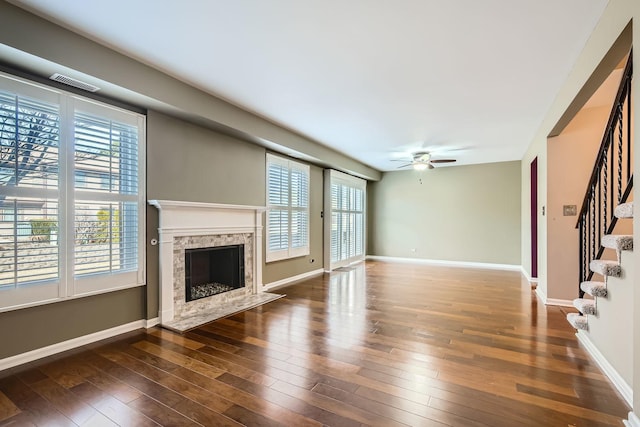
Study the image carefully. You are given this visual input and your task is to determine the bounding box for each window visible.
[0,72,145,311]
[324,169,366,270]
[266,154,309,262]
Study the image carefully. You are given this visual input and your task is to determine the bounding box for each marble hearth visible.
[149,200,283,331]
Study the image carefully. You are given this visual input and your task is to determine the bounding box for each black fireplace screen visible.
[184,244,245,302]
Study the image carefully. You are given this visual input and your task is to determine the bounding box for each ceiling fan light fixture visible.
[413,162,429,171]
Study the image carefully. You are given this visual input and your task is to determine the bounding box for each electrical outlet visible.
[410,248,416,253]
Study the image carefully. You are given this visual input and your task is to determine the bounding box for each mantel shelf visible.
[148,200,266,212]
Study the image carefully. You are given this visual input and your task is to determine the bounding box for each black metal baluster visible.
[617,104,623,204]
[579,219,585,297]
[591,192,596,263]
[627,74,631,182]
[575,53,632,301]
[602,144,608,239]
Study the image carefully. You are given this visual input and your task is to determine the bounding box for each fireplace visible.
[148,200,266,327]
[185,244,245,302]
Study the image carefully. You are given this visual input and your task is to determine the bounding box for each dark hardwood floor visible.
[0,260,630,426]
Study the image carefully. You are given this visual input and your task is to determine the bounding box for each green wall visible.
[368,161,521,265]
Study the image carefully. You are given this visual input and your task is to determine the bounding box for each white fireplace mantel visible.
[149,200,266,324]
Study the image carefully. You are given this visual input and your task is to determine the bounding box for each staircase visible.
[567,201,633,330]
[568,53,632,332]
[563,52,634,409]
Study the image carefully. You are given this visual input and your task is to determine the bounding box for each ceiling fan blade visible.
[428,163,435,170]
[430,159,456,164]
[396,163,412,169]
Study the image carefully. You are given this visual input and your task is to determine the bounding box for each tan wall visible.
[586,249,634,391]
[519,0,639,417]
[520,1,635,300]
[368,161,521,265]
[633,6,640,415]
[546,106,611,301]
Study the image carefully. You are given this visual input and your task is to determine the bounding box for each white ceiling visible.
[11,0,609,171]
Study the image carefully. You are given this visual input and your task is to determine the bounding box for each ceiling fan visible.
[394,151,456,170]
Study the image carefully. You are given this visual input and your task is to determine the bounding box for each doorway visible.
[530,157,538,279]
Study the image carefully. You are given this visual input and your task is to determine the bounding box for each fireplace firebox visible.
[184,244,245,302]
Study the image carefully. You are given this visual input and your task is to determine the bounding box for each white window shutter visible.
[324,170,366,270]
[266,154,309,262]
[0,72,145,311]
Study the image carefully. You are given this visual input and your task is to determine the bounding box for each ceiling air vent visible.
[49,73,100,92]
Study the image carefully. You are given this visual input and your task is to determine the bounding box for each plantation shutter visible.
[267,157,289,253]
[266,154,310,262]
[290,162,309,253]
[72,100,144,296]
[0,85,61,307]
[324,169,366,271]
[0,72,145,311]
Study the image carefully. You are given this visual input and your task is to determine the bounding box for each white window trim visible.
[0,72,146,313]
[266,153,310,263]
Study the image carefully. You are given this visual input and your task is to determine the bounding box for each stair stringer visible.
[580,249,634,406]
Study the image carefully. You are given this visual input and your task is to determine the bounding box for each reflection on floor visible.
[0,260,629,426]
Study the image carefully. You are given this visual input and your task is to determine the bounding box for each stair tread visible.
[601,234,633,251]
[567,313,588,331]
[589,259,622,277]
[573,298,597,315]
[614,202,633,218]
[580,281,608,298]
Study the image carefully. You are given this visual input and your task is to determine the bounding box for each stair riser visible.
[601,235,633,252]
[614,202,633,219]
[580,282,608,298]
[589,260,622,278]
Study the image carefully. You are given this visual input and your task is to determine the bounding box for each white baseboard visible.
[145,317,160,328]
[520,266,539,283]
[365,255,521,271]
[534,286,547,303]
[0,319,148,372]
[263,268,324,292]
[576,330,633,407]
[545,298,574,307]
[534,287,573,307]
[624,412,640,427]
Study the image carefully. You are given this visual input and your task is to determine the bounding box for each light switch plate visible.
[563,205,577,216]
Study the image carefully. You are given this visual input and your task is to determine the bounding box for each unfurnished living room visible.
[0,1,638,426]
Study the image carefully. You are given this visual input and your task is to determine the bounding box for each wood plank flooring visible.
[0,260,631,426]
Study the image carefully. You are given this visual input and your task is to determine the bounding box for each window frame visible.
[265,153,310,262]
[0,72,146,312]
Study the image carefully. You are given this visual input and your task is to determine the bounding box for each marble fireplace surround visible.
[149,200,267,327]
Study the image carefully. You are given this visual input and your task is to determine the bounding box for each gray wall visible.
[261,165,324,284]
[0,103,329,359]
[0,2,365,360]
[0,287,146,359]
[146,111,324,318]
[0,2,380,182]
[368,161,521,265]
